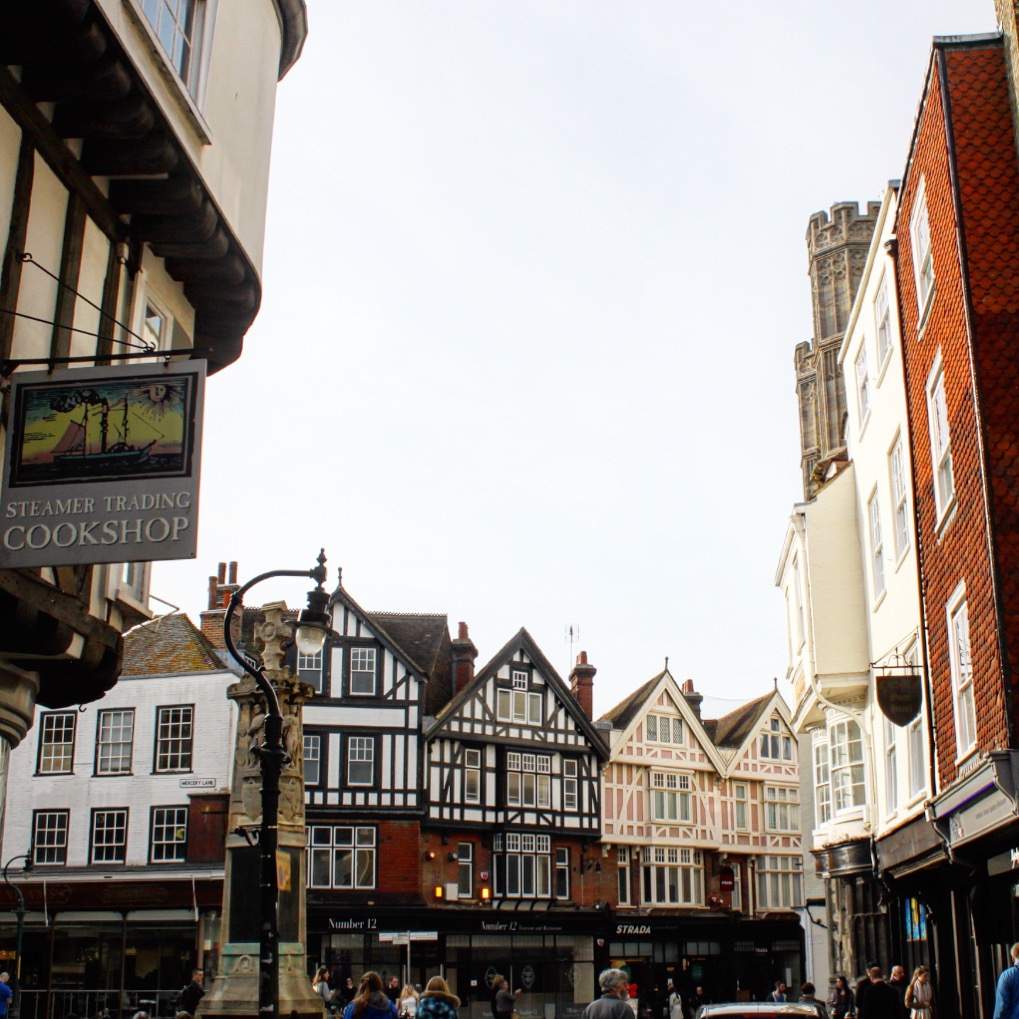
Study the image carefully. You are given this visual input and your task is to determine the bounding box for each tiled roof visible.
[598,673,662,730]
[122,613,225,676]
[367,612,451,678]
[708,693,772,749]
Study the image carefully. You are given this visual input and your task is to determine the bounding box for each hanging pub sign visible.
[876,671,923,727]
[719,865,735,892]
[0,360,205,567]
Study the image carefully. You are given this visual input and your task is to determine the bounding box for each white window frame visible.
[348,646,378,696]
[792,556,806,650]
[346,736,375,787]
[303,733,321,786]
[298,649,323,693]
[927,356,955,525]
[831,719,866,812]
[755,855,802,910]
[733,782,749,831]
[497,688,542,725]
[457,841,474,898]
[308,825,376,889]
[91,808,129,865]
[96,709,135,775]
[493,832,552,899]
[947,588,976,758]
[38,712,76,775]
[563,759,578,811]
[910,177,935,318]
[889,436,910,560]
[464,748,482,804]
[150,805,188,863]
[617,846,631,906]
[868,491,886,599]
[33,810,69,866]
[813,739,831,826]
[764,786,799,832]
[760,718,793,761]
[875,274,893,367]
[884,714,898,814]
[506,753,550,808]
[855,345,871,425]
[155,704,194,773]
[641,846,703,907]
[650,771,692,823]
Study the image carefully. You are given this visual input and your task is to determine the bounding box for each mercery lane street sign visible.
[1,361,205,567]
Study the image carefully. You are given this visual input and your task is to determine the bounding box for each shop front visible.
[307,905,604,1019]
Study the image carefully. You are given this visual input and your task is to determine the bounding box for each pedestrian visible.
[582,969,632,1019]
[667,982,683,1019]
[904,966,934,1019]
[688,987,709,1014]
[829,975,856,1019]
[767,982,788,1003]
[314,967,332,1005]
[398,985,420,1018]
[417,977,461,1019]
[998,944,1019,1019]
[860,967,901,1019]
[857,963,879,1019]
[799,982,829,1019]
[888,966,909,1018]
[344,972,399,1019]
[492,976,521,1019]
[0,973,11,1019]
[330,978,355,1017]
[387,978,402,1005]
[178,969,204,1017]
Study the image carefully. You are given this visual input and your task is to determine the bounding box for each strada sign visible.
[1,361,205,567]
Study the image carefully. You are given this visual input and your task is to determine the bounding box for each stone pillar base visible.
[0,661,39,749]
[199,942,325,1019]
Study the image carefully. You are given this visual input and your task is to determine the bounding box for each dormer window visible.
[512,669,528,690]
[760,718,792,761]
[646,714,684,745]
[497,688,542,725]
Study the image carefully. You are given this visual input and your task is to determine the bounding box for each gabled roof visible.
[709,693,773,750]
[427,627,609,760]
[122,613,225,676]
[366,611,451,679]
[598,674,661,731]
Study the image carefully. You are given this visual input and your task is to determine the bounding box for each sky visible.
[152,0,994,719]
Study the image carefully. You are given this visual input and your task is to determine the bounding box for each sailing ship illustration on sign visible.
[10,373,198,487]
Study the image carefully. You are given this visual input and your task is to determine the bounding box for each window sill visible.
[872,588,887,612]
[875,349,894,388]
[858,409,872,442]
[935,495,958,539]
[893,545,912,573]
[916,285,936,339]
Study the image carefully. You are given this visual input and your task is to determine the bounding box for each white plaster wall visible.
[1,668,237,868]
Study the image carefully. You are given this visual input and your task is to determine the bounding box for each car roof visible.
[697,1006,819,1017]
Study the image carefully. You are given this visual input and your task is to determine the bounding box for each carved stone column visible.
[200,602,323,1018]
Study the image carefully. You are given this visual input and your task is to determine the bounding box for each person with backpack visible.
[343,972,399,1019]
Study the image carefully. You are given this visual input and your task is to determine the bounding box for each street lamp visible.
[223,550,332,1019]
[3,850,31,1019]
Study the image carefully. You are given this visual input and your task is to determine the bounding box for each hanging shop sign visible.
[1,361,205,567]
[876,672,923,726]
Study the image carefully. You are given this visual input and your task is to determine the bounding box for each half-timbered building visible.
[599,672,803,1005]
[420,633,612,1015]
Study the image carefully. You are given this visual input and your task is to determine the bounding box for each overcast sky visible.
[152,0,993,718]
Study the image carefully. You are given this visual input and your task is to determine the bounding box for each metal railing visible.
[16,988,175,1019]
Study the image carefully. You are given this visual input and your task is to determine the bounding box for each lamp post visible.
[2,851,31,1019]
[222,551,332,1019]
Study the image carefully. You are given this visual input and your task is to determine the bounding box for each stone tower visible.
[794,201,880,498]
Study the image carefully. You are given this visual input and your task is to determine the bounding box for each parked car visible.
[694,1006,821,1019]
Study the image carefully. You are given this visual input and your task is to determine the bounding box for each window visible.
[121,561,147,601]
[308,826,376,889]
[150,806,188,863]
[868,492,885,598]
[910,180,935,314]
[756,855,802,910]
[33,811,69,865]
[855,346,870,423]
[155,705,193,773]
[760,718,792,761]
[346,736,375,786]
[641,847,703,906]
[304,734,321,787]
[506,753,550,808]
[493,833,552,898]
[140,0,206,97]
[764,786,799,831]
[38,712,76,774]
[733,782,749,831]
[457,842,473,898]
[96,709,134,775]
[650,772,692,823]
[646,714,684,744]
[512,669,528,689]
[497,689,543,725]
[91,808,128,864]
[143,299,170,349]
[875,276,893,366]
[555,847,570,899]
[349,647,378,695]
[617,846,631,906]
[948,594,976,756]
[464,748,481,804]
[792,557,805,649]
[814,740,831,825]
[563,759,578,811]
[831,719,865,811]
[298,649,323,693]
[889,437,910,559]
[884,714,898,813]
[927,361,955,521]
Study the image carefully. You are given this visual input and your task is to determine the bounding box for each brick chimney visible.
[200,561,241,649]
[451,621,478,695]
[569,651,596,719]
[682,678,703,719]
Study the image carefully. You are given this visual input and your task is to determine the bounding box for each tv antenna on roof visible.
[565,624,580,675]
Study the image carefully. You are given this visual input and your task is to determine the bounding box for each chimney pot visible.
[217,562,226,584]
[682,679,694,694]
[458,621,469,640]
[578,651,588,666]
[569,652,596,720]
[229,561,238,584]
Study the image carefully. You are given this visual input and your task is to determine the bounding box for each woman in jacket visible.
[313,968,331,1005]
[416,976,461,1019]
[343,972,399,1019]
[828,975,856,1019]
[904,966,935,1019]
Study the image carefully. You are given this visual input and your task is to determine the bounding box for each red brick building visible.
[895,33,1019,1018]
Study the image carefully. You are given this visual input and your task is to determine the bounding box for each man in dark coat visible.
[859,968,902,1019]
[582,969,632,1019]
[178,969,204,1016]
